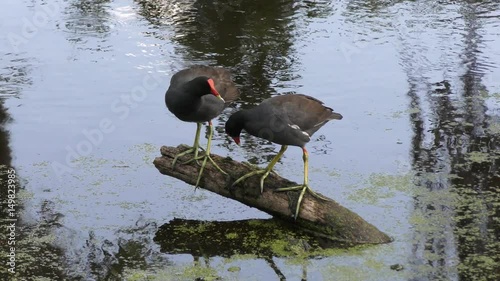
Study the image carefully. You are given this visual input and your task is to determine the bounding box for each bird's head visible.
[225,111,246,145]
[189,76,224,102]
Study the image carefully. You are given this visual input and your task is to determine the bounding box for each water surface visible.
[1,0,499,280]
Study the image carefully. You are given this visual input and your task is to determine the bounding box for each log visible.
[153,145,392,244]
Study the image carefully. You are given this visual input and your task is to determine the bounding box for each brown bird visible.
[165,65,239,187]
[225,94,343,219]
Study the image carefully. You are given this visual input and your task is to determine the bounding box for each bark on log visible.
[153,145,392,244]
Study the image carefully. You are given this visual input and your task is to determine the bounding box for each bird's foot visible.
[186,152,228,190]
[184,152,227,175]
[275,184,329,219]
[172,146,203,168]
[231,168,272,194]
[178,146,208,166]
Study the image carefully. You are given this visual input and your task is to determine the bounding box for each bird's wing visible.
[270,94,341,136]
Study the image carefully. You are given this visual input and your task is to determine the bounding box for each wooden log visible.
[153,145,392,244]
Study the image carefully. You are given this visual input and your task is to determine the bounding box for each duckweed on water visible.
[124,265,222,281]
[321,265,373,281]
[368,173,413,191]
[155,218,370,271]
[391,107,420,119]
[406,107,421,114]
[71,156,109,166]
[347,172,414,204]
[391,110,403,119]
[32,161,49,167]
[0,219,65,280]
[131,143,158,164]
[182,264,220,280]
[124,269,178,281]
[225,232,238,239]
[131,142,157,153]
[227,266,241,272]
[487,122,500,135]
[328,169,341,177]
[465,151,491,163]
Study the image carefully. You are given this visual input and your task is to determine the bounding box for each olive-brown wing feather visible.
[267,94,342,136]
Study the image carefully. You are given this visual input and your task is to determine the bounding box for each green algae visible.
[368,173,413,191]
[225,232,238,239]
[0,219,65,280]
[328,169,341,177]
[404,167,500,281]
[124,269,179,281]
[123,264,222,281]
[347,172,415,204]
[465,151,491,163]
[391,110,404,118]
[154,218,369,270]
[223,254,258,263]
[487,122,500,135]
[1,142,171,280]
[12,137,499,280]
[125,270,157,281]
[17,189,34,200]
[227,266,241,272]
[406,107,421,114]
[131,143,157,154]
[182,264,220,280]
[131,143,158,165]
[32,161,49,167]
[112,201,148,210]
[390,107,420,119]
[71,156,109,166]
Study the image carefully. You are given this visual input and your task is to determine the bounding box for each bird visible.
[165,65,239,188]
[225,94,343,219]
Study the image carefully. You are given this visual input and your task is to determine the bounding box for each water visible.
[1,0,499,280]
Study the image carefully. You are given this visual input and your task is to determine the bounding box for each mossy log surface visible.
[153,145,392,244]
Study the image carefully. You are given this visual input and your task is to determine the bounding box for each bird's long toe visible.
[172,147,199,168]
[259,170,272,194]
[206,155,228,175]
[231,170,265,190]
[275,184,329,220]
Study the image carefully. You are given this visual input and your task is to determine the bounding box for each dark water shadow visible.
[0,53,67,279]
[1,0,127,272]
[154,217,356,280]
[135,0,303,99]
[0,102,13,166]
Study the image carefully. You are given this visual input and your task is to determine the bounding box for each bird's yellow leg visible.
[275,147,329,219]
[172,123,203,168]
[188,121,228,188]
[232,145,288,193]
